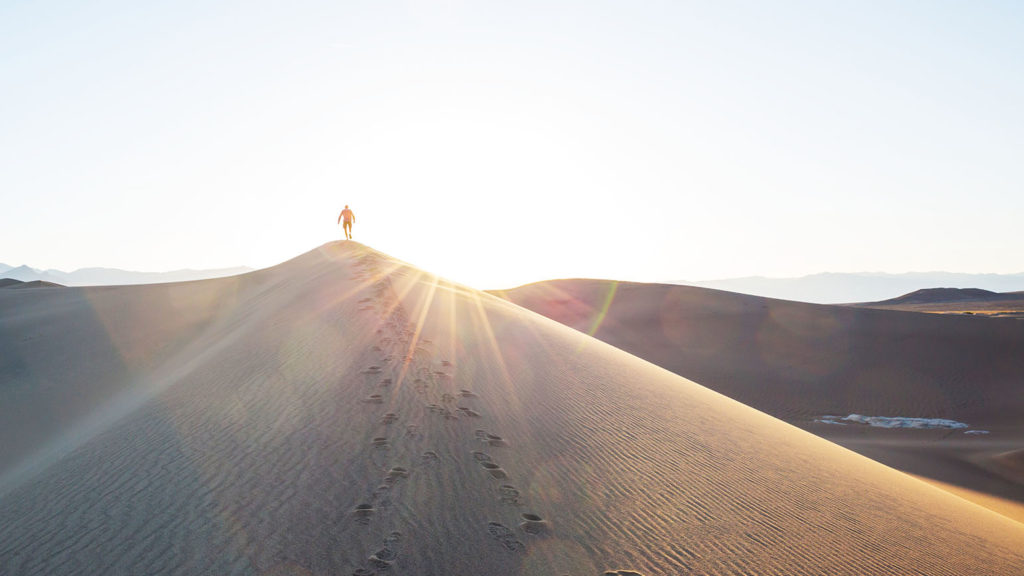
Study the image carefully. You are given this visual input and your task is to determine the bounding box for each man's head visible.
[345,205,349,209]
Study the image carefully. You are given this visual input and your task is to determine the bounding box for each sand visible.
[494,279,1024,523]
[1,243,1022,575]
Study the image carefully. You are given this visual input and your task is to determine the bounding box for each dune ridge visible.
[1,243,1022,575]
[493,278,1024,514]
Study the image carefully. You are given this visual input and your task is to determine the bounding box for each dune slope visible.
[493,279,1024,515]
[0,274,249,486]
[1,244,1022,575]
[493,280,1024,425]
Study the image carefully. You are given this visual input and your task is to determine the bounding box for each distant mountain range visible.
[0,278,64,289]
[0,262,252,287]
[674,272,1024,304]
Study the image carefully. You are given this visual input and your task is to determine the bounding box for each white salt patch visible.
[816,414,972,430]
[841,414,969,429]
[815,417,847,425]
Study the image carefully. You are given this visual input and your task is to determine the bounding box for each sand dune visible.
[679,272,1024,304]
[1,244,1022,575]
[0,274,251,488]
[853,287,1024,318]
[494,279,1024,520]
[865,287,1016,305]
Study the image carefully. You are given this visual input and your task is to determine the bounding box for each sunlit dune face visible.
[313,245,521,403]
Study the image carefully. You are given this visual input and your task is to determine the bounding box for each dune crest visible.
[1,243,1022,575]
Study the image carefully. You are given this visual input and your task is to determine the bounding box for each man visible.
[338,205,355,240]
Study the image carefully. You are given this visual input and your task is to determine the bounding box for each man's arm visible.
[337,212,342,225]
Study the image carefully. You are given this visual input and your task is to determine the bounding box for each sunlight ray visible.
[375,268,421,333]
[395,271,440,390]
[446,279,458,365]
[315,255,407,315]
[467,289,513,391]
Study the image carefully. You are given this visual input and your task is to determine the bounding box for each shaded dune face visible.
[0,274,251,482]
[0,243,1022,576]
[494,280,1024,427]
[493,279,1024,522]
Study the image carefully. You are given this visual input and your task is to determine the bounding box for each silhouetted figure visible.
[338,205,355,240]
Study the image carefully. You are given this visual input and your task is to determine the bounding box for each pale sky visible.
[2,1,1022,288]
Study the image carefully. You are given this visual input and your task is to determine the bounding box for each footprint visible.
[485,434,508,447]
[499,484,521,505]
[384,467,410,483]
[480,462,508,479]
[475,430,508,447]
[519,513,550,535]
[456,407,481,418]
[362,366,382,375]
[486,522,525,552]
[405,425,422,438]
[471,451,492,462]
[487,521,514,539]
[603,571,644,576]
[421,450,440,464]
[380,413,398,425]
[379,378,392,387]
[385,463,407,477]
[371,345,382,352]
[372,437,390,450]
[427,404,456,420]
[352,503,375,525]
[441,360,453,367]
[362,394,384,404]
[441,393,455,404]
[384,530,403,545]
[458,389,478,398]
[372,484,391,505]
[368,548,396,568]
[351,569,375,576]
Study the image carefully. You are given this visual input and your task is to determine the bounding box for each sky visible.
[2,1,1022,289]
